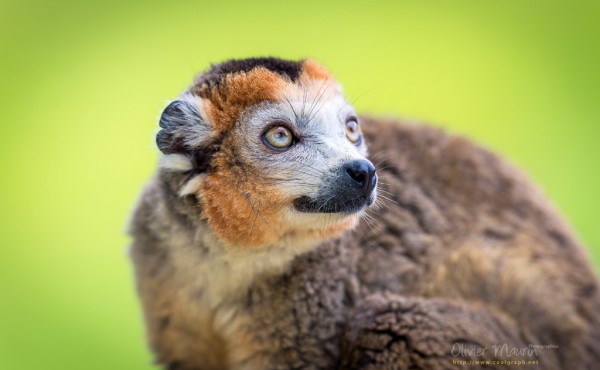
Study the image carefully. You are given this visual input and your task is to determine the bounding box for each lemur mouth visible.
[293,192,376,214]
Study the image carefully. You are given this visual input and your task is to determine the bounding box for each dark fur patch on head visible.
[193,57,304,89]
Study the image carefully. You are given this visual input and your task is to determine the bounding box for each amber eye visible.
[345,117,362,145]
[262,125,295,150]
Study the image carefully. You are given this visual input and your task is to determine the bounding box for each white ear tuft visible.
[179,175,203,197]
[159,154,193,171]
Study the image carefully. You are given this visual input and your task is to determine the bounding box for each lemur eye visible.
[262,125,295,150]
[345,117,362,145]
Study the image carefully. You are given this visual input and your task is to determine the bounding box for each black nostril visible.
[346,168,367,185]
[347,168,366,184]
[345,160,377,195]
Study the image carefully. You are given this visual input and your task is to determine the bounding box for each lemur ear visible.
[156,94,211,155]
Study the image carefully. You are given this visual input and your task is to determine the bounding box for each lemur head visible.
[158,57,377,249]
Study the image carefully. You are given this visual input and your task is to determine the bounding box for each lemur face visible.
[157,58,377,248]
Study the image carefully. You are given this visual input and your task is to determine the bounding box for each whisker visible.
[348,86,377,107]
[300,85,308,117]
[306,79,328,119]
[377,194,398,205]
[282,92,299,122]
[308,83,331,124]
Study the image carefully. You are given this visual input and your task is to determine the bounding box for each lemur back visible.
[129,58,600,369]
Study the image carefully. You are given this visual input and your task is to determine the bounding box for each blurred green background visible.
[1,0,599,369]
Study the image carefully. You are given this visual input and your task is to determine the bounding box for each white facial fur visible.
[231,81,374,230]
[159,79,376,237]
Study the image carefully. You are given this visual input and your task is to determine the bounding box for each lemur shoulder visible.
[129,57,600,370]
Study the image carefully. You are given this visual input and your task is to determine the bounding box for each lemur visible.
[129,57,600,370]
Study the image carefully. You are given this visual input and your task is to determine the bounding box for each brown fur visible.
[201,141,356,247]
[201,137,290,247]
[191,61,347,248]
[130,59,600,369]
[301,59,333,81]
[139,269,264,369]
[197,68,287,133]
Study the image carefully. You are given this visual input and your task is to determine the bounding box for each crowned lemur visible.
[129,57,600,369]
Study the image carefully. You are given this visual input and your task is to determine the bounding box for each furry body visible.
[130,59,600,369]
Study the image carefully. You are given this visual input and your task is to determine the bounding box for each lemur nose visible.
[344,160,377,196]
